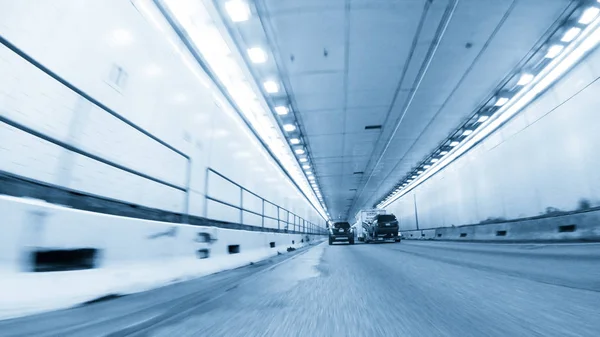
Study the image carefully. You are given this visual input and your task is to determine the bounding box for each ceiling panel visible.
[302,111,345,135]
[348,2,424,71]
[307,134,344,158]
[294,91,345,112]
[346,89,396,108]
[240,0,575,220]
[268,10,345,75]
[265,0,345,13]
[350,0,426,8]
[343,107,388,133]
[315,162,344,176]
[289,72,345,97]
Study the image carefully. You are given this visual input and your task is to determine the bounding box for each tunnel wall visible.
[385,29,600,240]
[0,0,325,229]
[0,194,321,320]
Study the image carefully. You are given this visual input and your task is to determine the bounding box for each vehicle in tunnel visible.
[328,222,354,245]
[364,214,400,243]
[354,209,386,242]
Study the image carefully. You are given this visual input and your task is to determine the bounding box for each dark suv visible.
[329,222,355,245]
[369,214,400,242]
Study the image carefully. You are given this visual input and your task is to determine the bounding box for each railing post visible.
[414,193,420,230]
[240,187,244,225]
[261,199,265,228]
[286,211,289,232]
[183,158,191,224]
[277,206,280,230]
[204,168,210,218]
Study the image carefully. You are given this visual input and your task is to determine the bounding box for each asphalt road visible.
[2,241,600,337]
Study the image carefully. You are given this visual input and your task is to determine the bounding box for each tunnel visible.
[1,0,600,336]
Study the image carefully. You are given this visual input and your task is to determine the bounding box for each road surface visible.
[1,241,599,337]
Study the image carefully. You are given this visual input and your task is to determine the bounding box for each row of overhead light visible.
[376,1,600,208]
[223,0,328,213]
[152,0,328,222]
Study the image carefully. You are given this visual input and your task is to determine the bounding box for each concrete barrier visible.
[402,209,600,242]
[0,195,321,320]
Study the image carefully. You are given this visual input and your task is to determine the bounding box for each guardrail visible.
[205,169,325,235]
[399,207,600,243]
[0,34,326,235]
[0,34,192,214]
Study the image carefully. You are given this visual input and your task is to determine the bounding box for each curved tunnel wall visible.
[385,33,600,239]
[0,0,325,229]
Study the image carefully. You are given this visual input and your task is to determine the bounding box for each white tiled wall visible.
[386,41,600,230]
[0,0,325,228]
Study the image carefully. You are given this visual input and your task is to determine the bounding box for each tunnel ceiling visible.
[218,0,576,221]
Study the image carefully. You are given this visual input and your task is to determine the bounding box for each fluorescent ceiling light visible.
[302,164,310,169]
[431,158,439,163]
[561,27,582,43]
[417,170,424,174]
[449,141,460,147]
[579,7,600,25]
[300,158,308,163]
[477,115,490,123]
[295,148,305,155]
[274,106,288,115]
[545,44,564,59]
[495,97,509,106]
[517,73,534,86]
[462,129,474,136]
[423,165,431,169]
[306,171,313,175]
[290,138,300,145]
[263,80,279,93]
[225,0,251,22]
[411,175,417,179]
[247,47,267,63]
[439,150,449,155]
[283,124,296,132]
[308,176,315,180]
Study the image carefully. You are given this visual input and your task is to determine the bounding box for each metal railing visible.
[205,169,326,235]
[0,36,326,234]
[0,35,192,216]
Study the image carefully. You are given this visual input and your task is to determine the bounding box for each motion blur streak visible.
[3,0,600,336]
[1,241,599,337]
